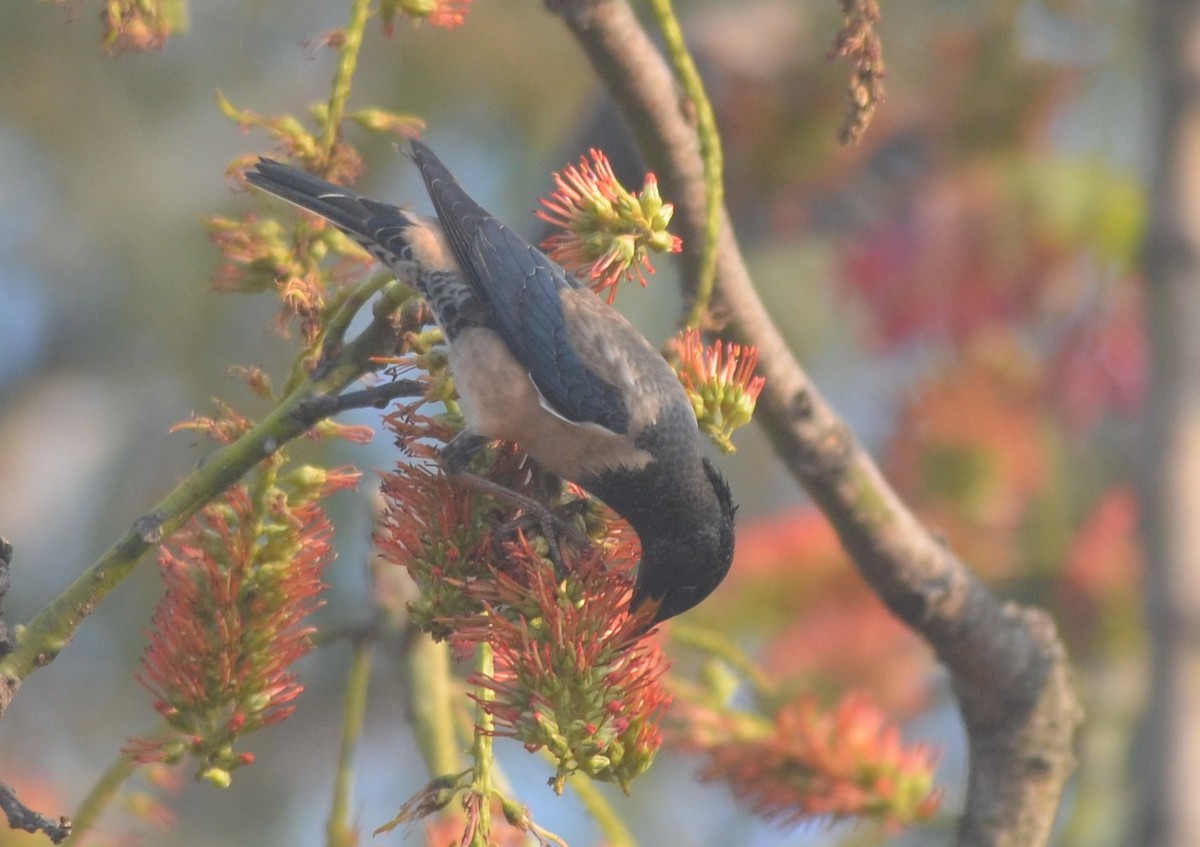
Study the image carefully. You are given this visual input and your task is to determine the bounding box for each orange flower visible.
[127,487,334,784]
[678,693,941,829]
[381,0,472,32]
[672,329,765,452]
[454,536,670,794]
[537,150,682,303]
[376,462,503,639]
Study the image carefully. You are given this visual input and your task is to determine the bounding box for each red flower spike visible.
[451,536,671,794]
[537,150,682,304]
[376,462,510,638]
[677,692,941,829]
[672,329,765,453]
[126,487,334,781]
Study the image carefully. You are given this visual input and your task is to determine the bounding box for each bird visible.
[245,140,736,624]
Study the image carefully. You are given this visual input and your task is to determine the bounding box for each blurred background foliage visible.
[0,0,1148,844]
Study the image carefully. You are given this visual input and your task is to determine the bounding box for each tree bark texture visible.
[549,0,1084,843]
[1138,2,1200,844]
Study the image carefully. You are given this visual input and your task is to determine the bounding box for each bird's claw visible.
[450,471,590,578]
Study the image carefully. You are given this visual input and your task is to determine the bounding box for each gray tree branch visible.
[547,0,1083,843]
[1136,1,1200,844]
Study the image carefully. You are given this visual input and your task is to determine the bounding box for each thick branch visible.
[549,0,1082,843]
[1134,1,1200,843]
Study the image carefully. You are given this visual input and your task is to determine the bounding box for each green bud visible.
[202,767,233,789]
[582,754,612,775]
[639,182,663,218]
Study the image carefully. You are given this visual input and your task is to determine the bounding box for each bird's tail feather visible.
[246,158,421,273]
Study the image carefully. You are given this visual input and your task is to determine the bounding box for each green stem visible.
[564,768,638,847]
[405,635,464,777]
[283,277,412,398]
[668,621,776,700]
[469,641,495,847]
[326,639,372,847]
[321,0,373,161]
[0,279,411,696]
[68,749,140,844]
[645,0,723,328]
[326,277,409,353]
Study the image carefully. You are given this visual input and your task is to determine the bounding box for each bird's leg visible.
[438,432,587,577]
[450,472,588,578]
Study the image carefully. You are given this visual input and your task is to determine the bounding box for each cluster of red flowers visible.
[672,328,765,453]
[378,402,673,793]
[677,692,941,829]
[376,461,507,637]
[537,149,682,304]
[128,472,355,784]
[456,536,669,794]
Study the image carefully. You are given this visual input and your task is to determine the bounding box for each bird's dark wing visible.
[410,140,632,435]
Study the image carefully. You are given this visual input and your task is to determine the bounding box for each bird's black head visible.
[632,458,736,623]
[588,449,737,626]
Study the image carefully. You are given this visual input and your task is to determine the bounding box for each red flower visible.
[454,535,670,794]
[677,692,941,829]
[380,0,472,33]
[376,462,505,638]
[377,398,668,794]
[537,150,682,303]
[672,329,765,452]
[127,487,334,784]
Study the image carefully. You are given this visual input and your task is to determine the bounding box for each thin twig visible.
[0,780,71,844]
[560,764,637,847]
[643,0,722,328]
[292,379,426,426]
[321,0,373,163]
[469,641,496,847]
[70,747,143,842]
[326,640,372,847]
[405,635,466,779]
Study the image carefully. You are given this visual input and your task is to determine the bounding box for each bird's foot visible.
[449,472,589,578]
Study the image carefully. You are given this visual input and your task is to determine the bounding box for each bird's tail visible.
[246,156,481,338]
[245,159,419,273]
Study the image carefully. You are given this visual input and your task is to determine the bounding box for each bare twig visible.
[292,379,426,425]
[326,640,372,847]
[548,0,1081,843]
[0,780,71,844]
